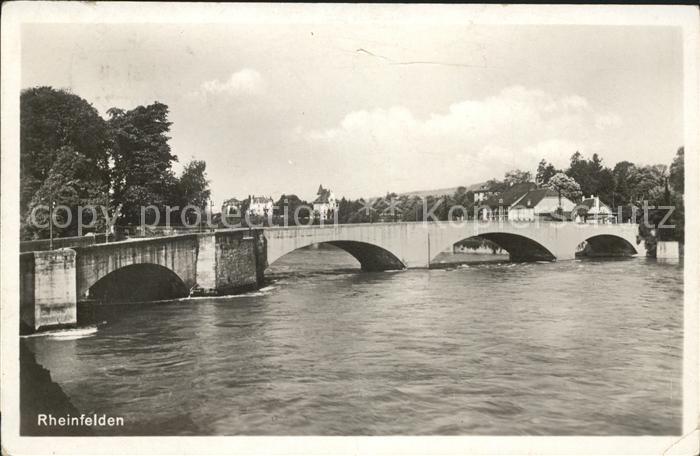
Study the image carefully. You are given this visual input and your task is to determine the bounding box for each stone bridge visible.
[265,220,641,270]
[20,221,639,331]
[20,229,266,331]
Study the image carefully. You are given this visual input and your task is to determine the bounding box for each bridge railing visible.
[20,233,115,253]
[261,217,638,231]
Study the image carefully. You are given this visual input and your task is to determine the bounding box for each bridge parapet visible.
[20,249,77,331]
[264,221,641,269]
[19,229,268,332]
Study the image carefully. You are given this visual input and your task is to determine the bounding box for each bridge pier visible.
[194,233,217,293]
[205,230,267,295]
[20,249,77,332]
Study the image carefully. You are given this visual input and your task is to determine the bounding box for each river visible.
[25,246,683,435]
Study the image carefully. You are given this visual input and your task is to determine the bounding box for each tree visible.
[504,169,533,186]
[547,173,582,209]
[667,147,684,242]
[20,87,110,237]
[175,160,211,224]
[484,178,507,194]
[24,146,109,238]
[565,151,615,204]
[453,187,474,216]
[536,159,559,185]
[107,102,178,224]
[634,165,667,205]
[612,161,639,206]
[669,147,684,194]
[275,194,309,224]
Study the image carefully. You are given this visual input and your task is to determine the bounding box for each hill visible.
[393,181,487,199]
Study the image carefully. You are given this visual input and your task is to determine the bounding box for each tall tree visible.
[504,169,533,186]
[536,159,559,185]
[634,165,667,205]
[275,194,309,224]
[107,102,178,224]
[669,147,684,194]
[24,146,109,238]
[175,160,211,224]
[20,87,110,237]
[176,161,210,206]
[566,151,614,203]
[547,173,582,209]
[612,161,639,206]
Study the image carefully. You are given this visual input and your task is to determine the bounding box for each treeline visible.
[264,190,476,225]
[271,149,684,242]
[20,87,210,240]
[535,150,684,242]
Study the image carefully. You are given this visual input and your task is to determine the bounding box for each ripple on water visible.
[25,252,683,435]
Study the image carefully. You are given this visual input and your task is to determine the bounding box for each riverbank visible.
[20,339,93,436]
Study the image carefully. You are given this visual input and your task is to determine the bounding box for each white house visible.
[221,197,243,216]
[473,185,496,203]
[248,195,274,217]
[508,189,577,221]
[579,195,615,224]
[312,185,338,221]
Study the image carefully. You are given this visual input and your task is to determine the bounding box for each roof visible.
[251,196,273,204]
[313,185,333,204]
[483,182,537,208]
[222,197,242,206]
[580,197,610,210]
[511,188,559,208]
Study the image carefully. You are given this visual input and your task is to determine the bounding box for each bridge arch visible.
[87,263,190,303]
[576,234,638,258]
[74,235,199,303]
[435,232,556,263]
[265,221,641,268]
[267,240,406,272]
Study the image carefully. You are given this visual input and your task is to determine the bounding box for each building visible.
[578,195,616,224]
[480,182,538,220]
[509,188,577,221]
[248,195,274,217]
[221,197,243,217]
[312,185,338,221]
[473,184,497,203]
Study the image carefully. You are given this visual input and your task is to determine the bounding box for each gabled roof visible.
[313,190,332,204]
[580,197,610,210]
[483,182,537,208]
[511,188,560,208]
[222,197,242,206]
[251,196,273,204]
[313,185,333,204]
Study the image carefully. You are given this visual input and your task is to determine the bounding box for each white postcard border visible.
[2,3,698,455]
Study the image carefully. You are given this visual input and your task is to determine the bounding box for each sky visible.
[22,22,683,205]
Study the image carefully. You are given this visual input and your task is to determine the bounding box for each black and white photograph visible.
[1,3,698,455]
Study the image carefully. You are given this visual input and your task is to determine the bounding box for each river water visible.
[26,247,683,435]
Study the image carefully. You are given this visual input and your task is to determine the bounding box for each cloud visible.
[595,113,622,130]
[299,86,621,196]
[197,69,264,96]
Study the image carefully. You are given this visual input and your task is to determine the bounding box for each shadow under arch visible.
[88,263,190,303]
[268,241,406,272]
[448,233,556,262]
[577,234,638,258]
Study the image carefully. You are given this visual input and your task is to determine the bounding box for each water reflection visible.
[26,249,683,435]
